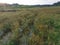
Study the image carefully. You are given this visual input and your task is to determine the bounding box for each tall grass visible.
[0,7,60,45]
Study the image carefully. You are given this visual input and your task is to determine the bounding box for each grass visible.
[0,6,60,45]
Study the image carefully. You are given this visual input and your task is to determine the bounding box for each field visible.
[0,6,60,45]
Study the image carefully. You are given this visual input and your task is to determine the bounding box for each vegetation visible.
[0,1,60,9]
[0,6,60,45]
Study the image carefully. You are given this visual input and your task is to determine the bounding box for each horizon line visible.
[0,1,59,5]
